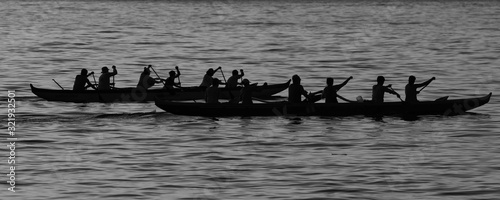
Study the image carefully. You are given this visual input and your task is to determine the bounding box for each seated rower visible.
[137,66,161,90]
[225,69,244,88]
[205,78,221,104]
[288,74,309,103]
[322,76,353,103]
[200,67,222,88]
[405,76,435,102]
[73,69,97,91]
[372,76,400,103]
[98,65,118,90]
[163,66,181,90]
[239,79,259,105]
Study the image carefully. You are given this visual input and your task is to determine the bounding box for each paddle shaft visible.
[388,86,404,102]
[91,73,104,102]
[150,65,167,87]
[218,67,235,100]
[52,79,64,90]
[337,94,356,103]
[219,66,227,83]
[91,72,98,88]
[418,82,429,93]
[175,66,181,86]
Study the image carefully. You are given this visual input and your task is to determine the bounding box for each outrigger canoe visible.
[30,80,290,103]
[155,93,492,117]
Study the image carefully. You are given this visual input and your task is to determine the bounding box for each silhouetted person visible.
[405,76,435,102]
[73,69,97,91]
[137,66,160,90]
[98,65,117,90]
[163,67,181,90]
[200,67,221,88]
[239,79,255,105]
[205,78,221,104]
[225,69,244,88]
[322,76,353,103]
[288,74,309,103]
[372,76,400,103]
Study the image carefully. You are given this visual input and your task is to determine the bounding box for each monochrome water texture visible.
[1,0,499,199]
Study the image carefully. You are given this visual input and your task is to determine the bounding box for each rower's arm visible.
[239,69,244,78]
[415,77,435,88]
[385,86,399,96]
[301,88,309,98]
[111,66,118,76]
[85,79,97,89]
[336,76,353,91]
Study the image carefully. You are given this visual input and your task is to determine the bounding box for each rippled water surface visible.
[2,0,500,199]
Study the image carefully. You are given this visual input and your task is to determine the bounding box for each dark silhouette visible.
[322,76,353,103]
[73,69,97,91]
[372,76,400,103]
[405,76,435,102]
[137,66,161,90]
[225,69,244,88]
[205,78,221,103]
[163,67,181,89]
[288,74,309,103]
[98,65,117,90]
[239,79,260,105]
[200,67,222,88]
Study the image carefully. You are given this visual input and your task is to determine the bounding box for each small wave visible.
[94,111,157,119]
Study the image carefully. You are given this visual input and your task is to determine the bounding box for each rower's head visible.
[142,67,150,75]
[81,69,88,75]
[232,70,239,76]
[212,78,220,87]
[242,79,250,86]
[292,74,301,84]
[169,70,176,77]
[408,75,416,85]
[326,78,334,86]
[101,67,109,73]
[207,68,215,76]
[377,76,385,85]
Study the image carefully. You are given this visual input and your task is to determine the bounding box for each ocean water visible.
[1,0,500,199]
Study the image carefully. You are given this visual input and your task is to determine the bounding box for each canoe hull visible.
[155,93,492,117]
[30,80,290,103]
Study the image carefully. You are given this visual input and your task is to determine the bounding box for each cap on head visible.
[102,67,109,73]
[81,69,88,75]
[377,76,385,84]
[169,70,176,76]
[232,70,238,76]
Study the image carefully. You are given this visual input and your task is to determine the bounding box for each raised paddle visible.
[175,66,181,87]
[219,66,227,83]
[218,66,236,101]
[91,71,98,89]
[52,79,64,90]
[91,71,104,102]
[111,65,116,89]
